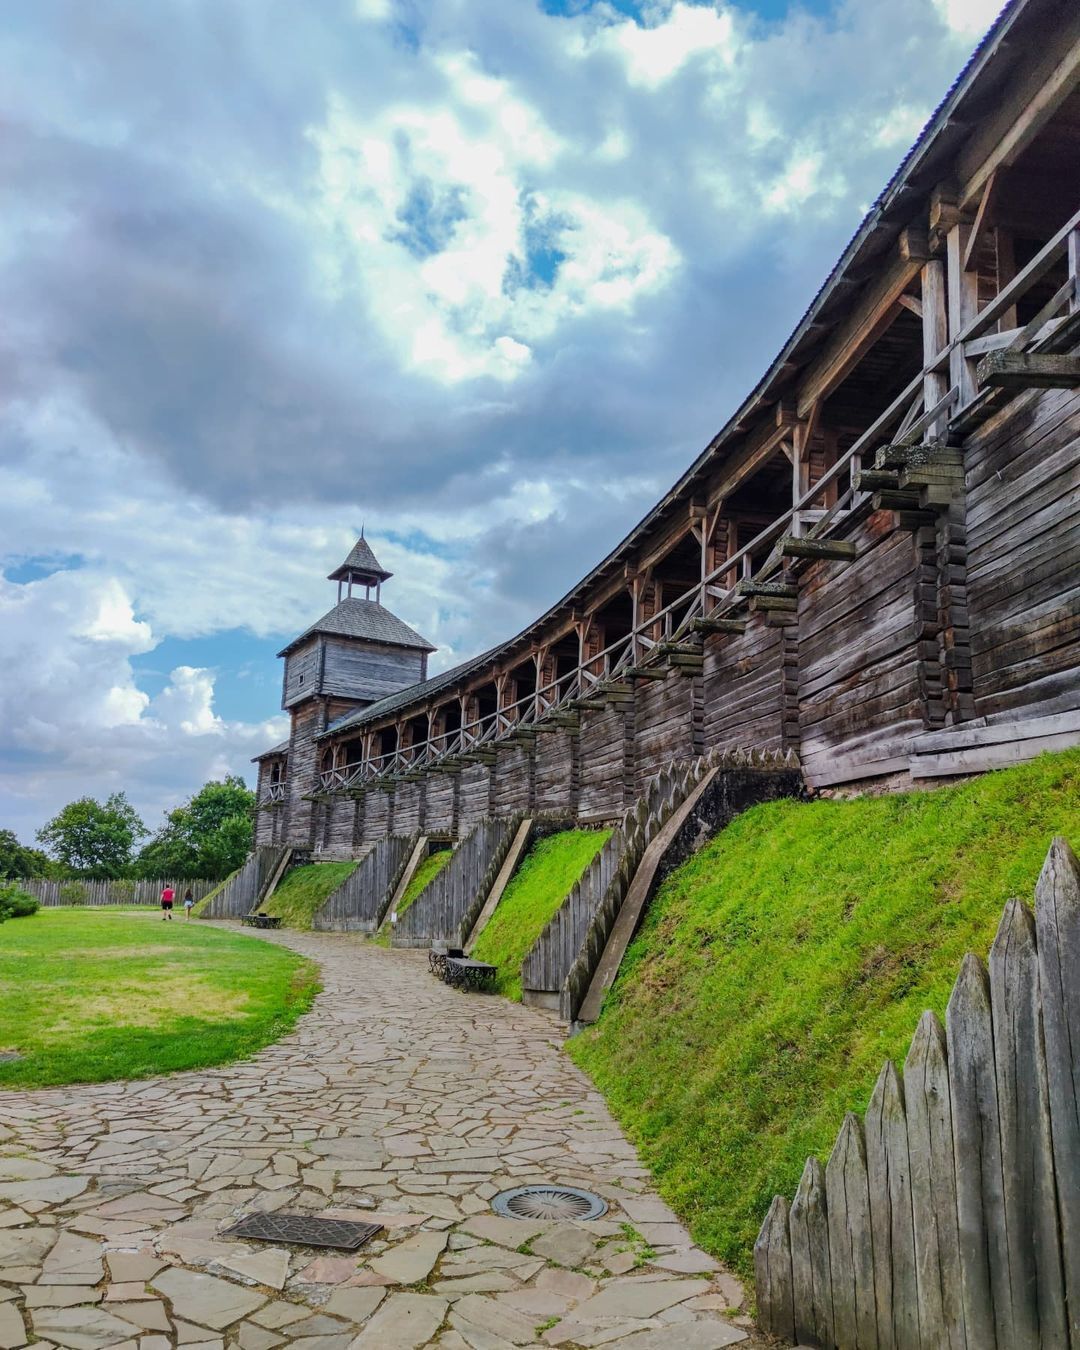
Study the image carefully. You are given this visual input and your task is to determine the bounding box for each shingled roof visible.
[276,598,435,658]
[328,536,392,583]
[321,646,501,738]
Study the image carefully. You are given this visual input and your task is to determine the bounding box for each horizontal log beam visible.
[976,350,1080,391]
[778,535,857,562]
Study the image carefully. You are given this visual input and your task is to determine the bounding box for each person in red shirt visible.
[160,885,174,921]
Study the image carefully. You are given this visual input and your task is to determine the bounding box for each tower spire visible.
[328,533,392,603]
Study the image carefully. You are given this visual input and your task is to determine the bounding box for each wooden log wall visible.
[424,772,457,835]
[755,835,1080,1350]
[534,727,579,815]
[579,703,633,817]
[21,877,218,907]
[315,794,359,859]
[494,742,534,814]
[458,763,493,833]
[965,385,1080,726]
[634,668,700,791]
[392,815,520,948]
[284,702,323,848]
[362,787,392,842]
[797,510,925,789]
[703,617,787,754]
[311,834,415,932]
[393,780,424,836]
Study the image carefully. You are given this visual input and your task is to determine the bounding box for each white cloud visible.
[933,0,1003,37]
[570,2,740,89]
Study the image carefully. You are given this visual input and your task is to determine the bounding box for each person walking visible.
[160,884,175,921]
[182,888,195,919]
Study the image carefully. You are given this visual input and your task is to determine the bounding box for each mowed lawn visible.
[0,909,320,1089]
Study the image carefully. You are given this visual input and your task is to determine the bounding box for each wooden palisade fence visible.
[201,847,289,919]
[392,815,521,948]
[756,835,1080,1350]
[16,876,217,907]
[312,834,417,932]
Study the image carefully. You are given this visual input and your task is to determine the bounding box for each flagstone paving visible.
[0,924,760,1348]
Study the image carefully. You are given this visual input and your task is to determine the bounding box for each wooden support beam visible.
[897,294,923,318]
[962,170,998,273]
[691,617,747,635]
[976,350,1080,391]
[779,536,857,562]
[854,469,901,492]
[750,595,798,613]
[736,581,797,599]
[947,222,979,407]
[922,259,949,437]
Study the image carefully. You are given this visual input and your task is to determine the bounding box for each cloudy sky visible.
[0,0,1003,846]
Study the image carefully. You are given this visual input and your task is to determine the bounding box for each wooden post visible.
[947,952,1010,1347]
[866,1061,920,1350]
[947,223,979,408]
[989,898,1067,1349]
[1035,837,1080,1348]
[789,1157,834,1348]
[1070,227,1080,315]
[922,259,949,438]
[754,1195,796,1342]
[903,1011,965,1350]
[826,1112,878,1350]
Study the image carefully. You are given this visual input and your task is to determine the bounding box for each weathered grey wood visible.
[826,1112,878,1350]
[903,1012,965,1350]
[779,534,857,561]
[977,350,1080,390]
[990,897,1067,1348]
[1035,836,1080,1349]
[947,952,1009,1348]
[755,1194,796,1343]
[789,1157,834,1348]
[865,1061,920,1350]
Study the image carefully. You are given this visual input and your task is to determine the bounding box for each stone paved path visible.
[0,924,760,1349]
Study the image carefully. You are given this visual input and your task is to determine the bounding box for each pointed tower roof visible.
[327,534,392,584]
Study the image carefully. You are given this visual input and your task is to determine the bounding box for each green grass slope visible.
[0,909,319,1088]
[472,828,611,999]
[396,847,454,918]
[569,749,1080,1283]
[261,861,357,929]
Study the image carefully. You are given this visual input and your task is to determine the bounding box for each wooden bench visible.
[243,914,283,930]
[442,957,497,992]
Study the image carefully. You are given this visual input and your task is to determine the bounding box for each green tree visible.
[0,829,54,879]
[136,776,254,880]
[36,794,148,878]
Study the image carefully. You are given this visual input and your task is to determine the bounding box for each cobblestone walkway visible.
[0,925,759,1349]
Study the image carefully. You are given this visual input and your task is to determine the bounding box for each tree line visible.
[0,776,255,881]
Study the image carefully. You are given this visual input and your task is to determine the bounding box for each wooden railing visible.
[313,208,1080,798]
[260,782,286,804]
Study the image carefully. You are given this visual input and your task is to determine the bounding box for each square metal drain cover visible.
[223,1212,384,1250]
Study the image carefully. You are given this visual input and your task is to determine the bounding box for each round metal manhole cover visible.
[492,1185,608,1221]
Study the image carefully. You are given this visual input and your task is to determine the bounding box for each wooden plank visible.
[947,952,1010,1348]
[754,1195,796,1342]
[789,1156,834,1349]
[865,1061,920,1350]
[904,1011,965,1350]
[977,350,1080,391]
[989,897,1068,1349]
[1035,837,1080,1349]
[826,1112,879,1350]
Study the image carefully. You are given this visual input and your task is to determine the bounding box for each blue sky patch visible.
[133,631,283,725]
[4,554,87,584]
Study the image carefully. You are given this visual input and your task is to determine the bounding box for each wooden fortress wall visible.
[266,384,1080,852]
